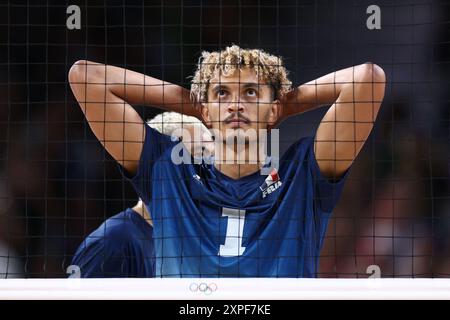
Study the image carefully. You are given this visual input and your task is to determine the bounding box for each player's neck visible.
[214,142,264,179]
[132,201,152,226]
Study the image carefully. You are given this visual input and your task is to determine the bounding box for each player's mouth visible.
[224,114,250,128]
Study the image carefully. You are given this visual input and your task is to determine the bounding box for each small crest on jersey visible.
[260,168,282,198]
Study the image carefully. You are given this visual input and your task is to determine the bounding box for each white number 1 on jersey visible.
[219,207,246,257]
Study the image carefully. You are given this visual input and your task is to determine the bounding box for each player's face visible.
[201,67,280,143]
[182,124,214,158]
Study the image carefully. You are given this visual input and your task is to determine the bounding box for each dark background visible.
[0,0,449,277]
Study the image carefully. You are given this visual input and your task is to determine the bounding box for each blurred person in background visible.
[70,112,213,277]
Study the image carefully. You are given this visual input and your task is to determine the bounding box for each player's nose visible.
[227,96,245,113]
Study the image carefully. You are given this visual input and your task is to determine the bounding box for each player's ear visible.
[201,103,212,128]
[267,99,281,127]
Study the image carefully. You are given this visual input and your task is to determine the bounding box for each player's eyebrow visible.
[242,82,260,89]
[211,82,261,92]
[211,84,230,93]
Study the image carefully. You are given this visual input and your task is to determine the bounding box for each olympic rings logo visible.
[189,282,218,295]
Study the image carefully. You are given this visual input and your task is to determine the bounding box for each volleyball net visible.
[0,0,449,285]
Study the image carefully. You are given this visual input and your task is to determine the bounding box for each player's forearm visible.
[68,60,146,173]
[68,60,199,118]
[281,63,385,119]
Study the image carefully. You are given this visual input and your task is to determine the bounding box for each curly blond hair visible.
[190,44,292,104]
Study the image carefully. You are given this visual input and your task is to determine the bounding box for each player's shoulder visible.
[105,208,147,237]
[142,123,179,158]
[72,209,149,263]
[87,209,141,245]
[144,123,178,148]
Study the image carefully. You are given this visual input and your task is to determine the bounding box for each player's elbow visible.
[357,62,386,105]
[69,60,104,85]
[359,62,386,84]
[68,60,88,85]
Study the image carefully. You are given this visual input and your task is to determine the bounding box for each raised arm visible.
[280,63,386,179]
[68,60,199,175]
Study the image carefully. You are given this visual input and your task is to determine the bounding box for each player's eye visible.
[217,90,227,98]
[246,89,257,97]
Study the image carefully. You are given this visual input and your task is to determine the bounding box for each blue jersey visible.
[121,124,350,277]
[71,208,155,278]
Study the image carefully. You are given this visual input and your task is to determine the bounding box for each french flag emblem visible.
[260,168,282,198]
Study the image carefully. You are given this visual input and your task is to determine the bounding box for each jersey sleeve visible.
[118,123,175,204]
[306,137,351,213]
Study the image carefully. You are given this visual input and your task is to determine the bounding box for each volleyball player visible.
[68,44,385,277]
